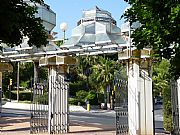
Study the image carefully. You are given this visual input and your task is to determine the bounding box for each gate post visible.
[39,55,76,134]
[172,79,180,134]
[119,49,154,135]
[0,72,2,117]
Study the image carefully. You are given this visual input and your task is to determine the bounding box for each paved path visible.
[0,101,170,135]
[0,116,115,135]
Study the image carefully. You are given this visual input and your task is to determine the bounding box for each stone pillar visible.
[34,61,40,84]
[0,72,2,117]
[128,58,153,135]
[128,59,140,135]
[119,49,154,135]
[176,79,180,129]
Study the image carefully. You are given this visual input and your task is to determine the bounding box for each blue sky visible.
[44,0,129,38]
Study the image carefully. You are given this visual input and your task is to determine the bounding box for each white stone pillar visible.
[128,59,153,135]
[0,72,2,117]
[128,60,139,135]
[48,66,55,133]
[177,79,180,127]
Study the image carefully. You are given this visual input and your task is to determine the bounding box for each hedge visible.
[4,90,32,101]
[69,81,86,96]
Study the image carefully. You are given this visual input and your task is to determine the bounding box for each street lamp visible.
[60,22,68,41]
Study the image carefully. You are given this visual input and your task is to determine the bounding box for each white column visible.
[177,79,180,127]
[128,59,154,135]
[128,60,140,135]
[48,66,56,133]
[0,72,2,117]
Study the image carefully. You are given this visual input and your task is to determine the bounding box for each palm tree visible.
[92,56,116,109]
[76,56,97,90]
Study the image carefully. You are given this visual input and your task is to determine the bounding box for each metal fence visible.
[171,80,180,134]
[114,76,128,135]
[30,83,48,134]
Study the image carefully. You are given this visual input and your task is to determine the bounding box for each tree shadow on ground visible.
[0,117,30,132]
[69,121,115,133]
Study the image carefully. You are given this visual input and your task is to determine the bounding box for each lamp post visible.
[60,22,68,42]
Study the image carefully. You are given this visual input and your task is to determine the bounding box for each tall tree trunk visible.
[104,89,107,109]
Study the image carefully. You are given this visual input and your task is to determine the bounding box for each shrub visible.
[164,113,172,131]
[33,93,48,104]
[69,98,78,105]
[163,86,173,132]
[4,90,32,101]
[20,81,29,88]
[76,90,88,102]
[86,91,98,105]
[97,93,104,103]
[69,81,86,96]
[163,100,173,131]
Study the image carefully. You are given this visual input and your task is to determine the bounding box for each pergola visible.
[0,6,129,63]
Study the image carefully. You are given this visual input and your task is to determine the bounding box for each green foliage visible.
[163,82,172,131]
[2,71,12,93]
[123,0,180,78]
[153,59,170,96]
[153,59,172,131]
[74,90,99,105]
[76,90,88,102]
[69,81,86,96]
[0,0,47,47]
[164,114,173,132]
[20,81,29,88]
[86,91,98,105]
[4,90,32,101]
[69,98,79,105]
[163,96,173,131]
[34,93,48,105]
[19,62,48,83]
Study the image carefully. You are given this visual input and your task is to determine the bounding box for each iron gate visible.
[171,80,180,134]
[48,73,69,134]
[114,75,128,135]
[30,83,48,134]
[30,70,69,134]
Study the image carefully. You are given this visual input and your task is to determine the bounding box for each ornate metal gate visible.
[114,74,128,135]
[171,80,180,134]
[48,72,69,134]
[30,69,69,134]
[30,83,48,134]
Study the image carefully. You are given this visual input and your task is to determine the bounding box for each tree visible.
[153,59,172,131]
[92,57,117,109]
[76,56,97,90]
[153,59,170,96]
[123,0,180,78]
[0,0,47,48]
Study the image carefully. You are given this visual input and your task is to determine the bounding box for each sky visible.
[44,0,129,39]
